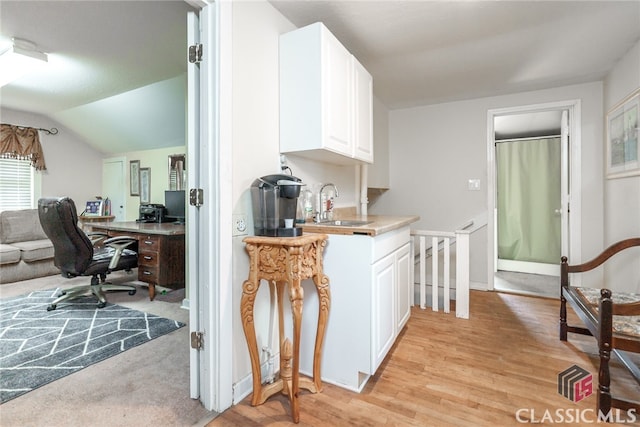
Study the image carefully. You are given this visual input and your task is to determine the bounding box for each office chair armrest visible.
[104,236,138,270]
[87,231,109,246]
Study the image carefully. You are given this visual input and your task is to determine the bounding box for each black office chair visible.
[38,197,138,311]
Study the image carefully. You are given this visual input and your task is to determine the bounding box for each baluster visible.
[431,236,438,312]
[419,236,426,309]
[443,237,450,313]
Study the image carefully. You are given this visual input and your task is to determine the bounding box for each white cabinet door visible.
[280,22,372,165]
[371,252,395,373]
[323,30,352,157]
[396,243,412,331]
[352,58,373,163]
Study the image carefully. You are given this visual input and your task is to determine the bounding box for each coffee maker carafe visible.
[251,174,304,237]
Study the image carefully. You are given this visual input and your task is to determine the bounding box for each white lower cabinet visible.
[296,226,412,392]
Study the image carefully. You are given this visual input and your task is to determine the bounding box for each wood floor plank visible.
[208,291,639,426]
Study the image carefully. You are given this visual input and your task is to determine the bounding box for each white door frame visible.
[186,0,233,413]
[486,100,582,290]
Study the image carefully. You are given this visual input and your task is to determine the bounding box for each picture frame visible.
[606,87,640,179]
[129,160,140,196]
[84,200,104,216]
[140,167,151,204]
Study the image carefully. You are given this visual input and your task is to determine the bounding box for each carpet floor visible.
[1,289,185,403]
[0,272,216,427]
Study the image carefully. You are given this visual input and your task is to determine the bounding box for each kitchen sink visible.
[318,220,373,227]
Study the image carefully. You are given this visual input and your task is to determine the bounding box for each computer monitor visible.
[164,190,186,223]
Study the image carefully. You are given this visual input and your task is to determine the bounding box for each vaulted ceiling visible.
[0,1,195,153]
[1,1,639,153]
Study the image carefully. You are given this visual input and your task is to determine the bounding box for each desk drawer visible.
[139,266,159,283]
[139,252,159,267]
[139,235,161,252]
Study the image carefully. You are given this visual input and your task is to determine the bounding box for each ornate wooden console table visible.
[240,234,330,423]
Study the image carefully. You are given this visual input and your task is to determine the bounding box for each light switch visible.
[468,179,480,191]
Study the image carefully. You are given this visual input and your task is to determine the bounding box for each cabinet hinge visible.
[191,331,204,350]
[188,44,203,64]
[190,188,204,207]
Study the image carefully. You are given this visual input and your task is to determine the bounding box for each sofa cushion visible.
[0,243,20,265]
[0,209,48,244]
[11,239,54,262]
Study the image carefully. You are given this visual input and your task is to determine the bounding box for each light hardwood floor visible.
[209,291,639,426]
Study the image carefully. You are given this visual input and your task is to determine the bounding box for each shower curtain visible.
[496,137,561,265]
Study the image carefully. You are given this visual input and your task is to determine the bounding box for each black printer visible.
[138,204,166,223]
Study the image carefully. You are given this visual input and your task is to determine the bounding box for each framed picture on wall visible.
[130,160,140,196]
[606,87,640,179]
[140,168,151,204]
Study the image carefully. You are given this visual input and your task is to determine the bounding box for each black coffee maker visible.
[251,174,304,237]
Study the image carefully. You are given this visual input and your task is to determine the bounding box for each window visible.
[0,157,34,212]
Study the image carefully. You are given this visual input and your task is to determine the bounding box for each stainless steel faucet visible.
[319,183,339,221]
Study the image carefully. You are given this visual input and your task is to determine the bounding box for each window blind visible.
[0,157,34,212]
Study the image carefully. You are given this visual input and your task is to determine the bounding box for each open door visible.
[186,2,233,412]
[186,9,201,401]
[487,100,582,291]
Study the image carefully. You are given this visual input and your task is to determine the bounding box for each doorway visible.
[487,101,583,295]
[102,157,126,221]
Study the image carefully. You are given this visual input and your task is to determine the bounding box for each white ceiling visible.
[1,1,639,152]
[0,0,195,153]
[270,0,640,109]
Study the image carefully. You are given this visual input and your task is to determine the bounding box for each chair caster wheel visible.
[47,304,56,311]
[128,289,137,295]
[97,301,107,308]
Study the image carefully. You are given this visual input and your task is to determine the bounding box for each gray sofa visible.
[0,209,59,284]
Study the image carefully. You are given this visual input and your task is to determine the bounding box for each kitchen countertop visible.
[298,214,419,236]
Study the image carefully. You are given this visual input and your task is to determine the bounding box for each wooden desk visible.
[90,221,185,300]
[241,234,330,423]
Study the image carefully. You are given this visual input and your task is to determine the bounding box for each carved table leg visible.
[311,271,331,392]
[289,276,304,424]
[240,276,263,406]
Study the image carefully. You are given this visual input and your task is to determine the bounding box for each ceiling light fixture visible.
[0,37,48,88]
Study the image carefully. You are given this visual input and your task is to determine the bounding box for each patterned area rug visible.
[0,289,185,404]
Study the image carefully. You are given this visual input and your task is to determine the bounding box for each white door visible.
[187,9,202,402]
[371,253,395,373]
[187,3,233,412]
[324,30,352,156]
[395,243,411,331]
[102,157,126,220]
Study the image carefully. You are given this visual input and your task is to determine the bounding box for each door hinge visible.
[190,188,203,207]
[188,43,203,64]
[191,331,204,350]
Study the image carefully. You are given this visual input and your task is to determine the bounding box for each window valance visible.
[0,124,47,171]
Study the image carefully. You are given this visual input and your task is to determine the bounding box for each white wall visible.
[1,108,104,208]
[229,0,361,400]
[230,0,397,399]
[370,82,605,287]
[230,1,294,396]
[111,146,186,220]
[603,40,640,293]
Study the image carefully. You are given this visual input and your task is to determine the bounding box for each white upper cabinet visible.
[280,22,373,165]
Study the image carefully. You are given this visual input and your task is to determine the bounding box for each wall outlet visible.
[468,179,481,191]
[232,214,248,236]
